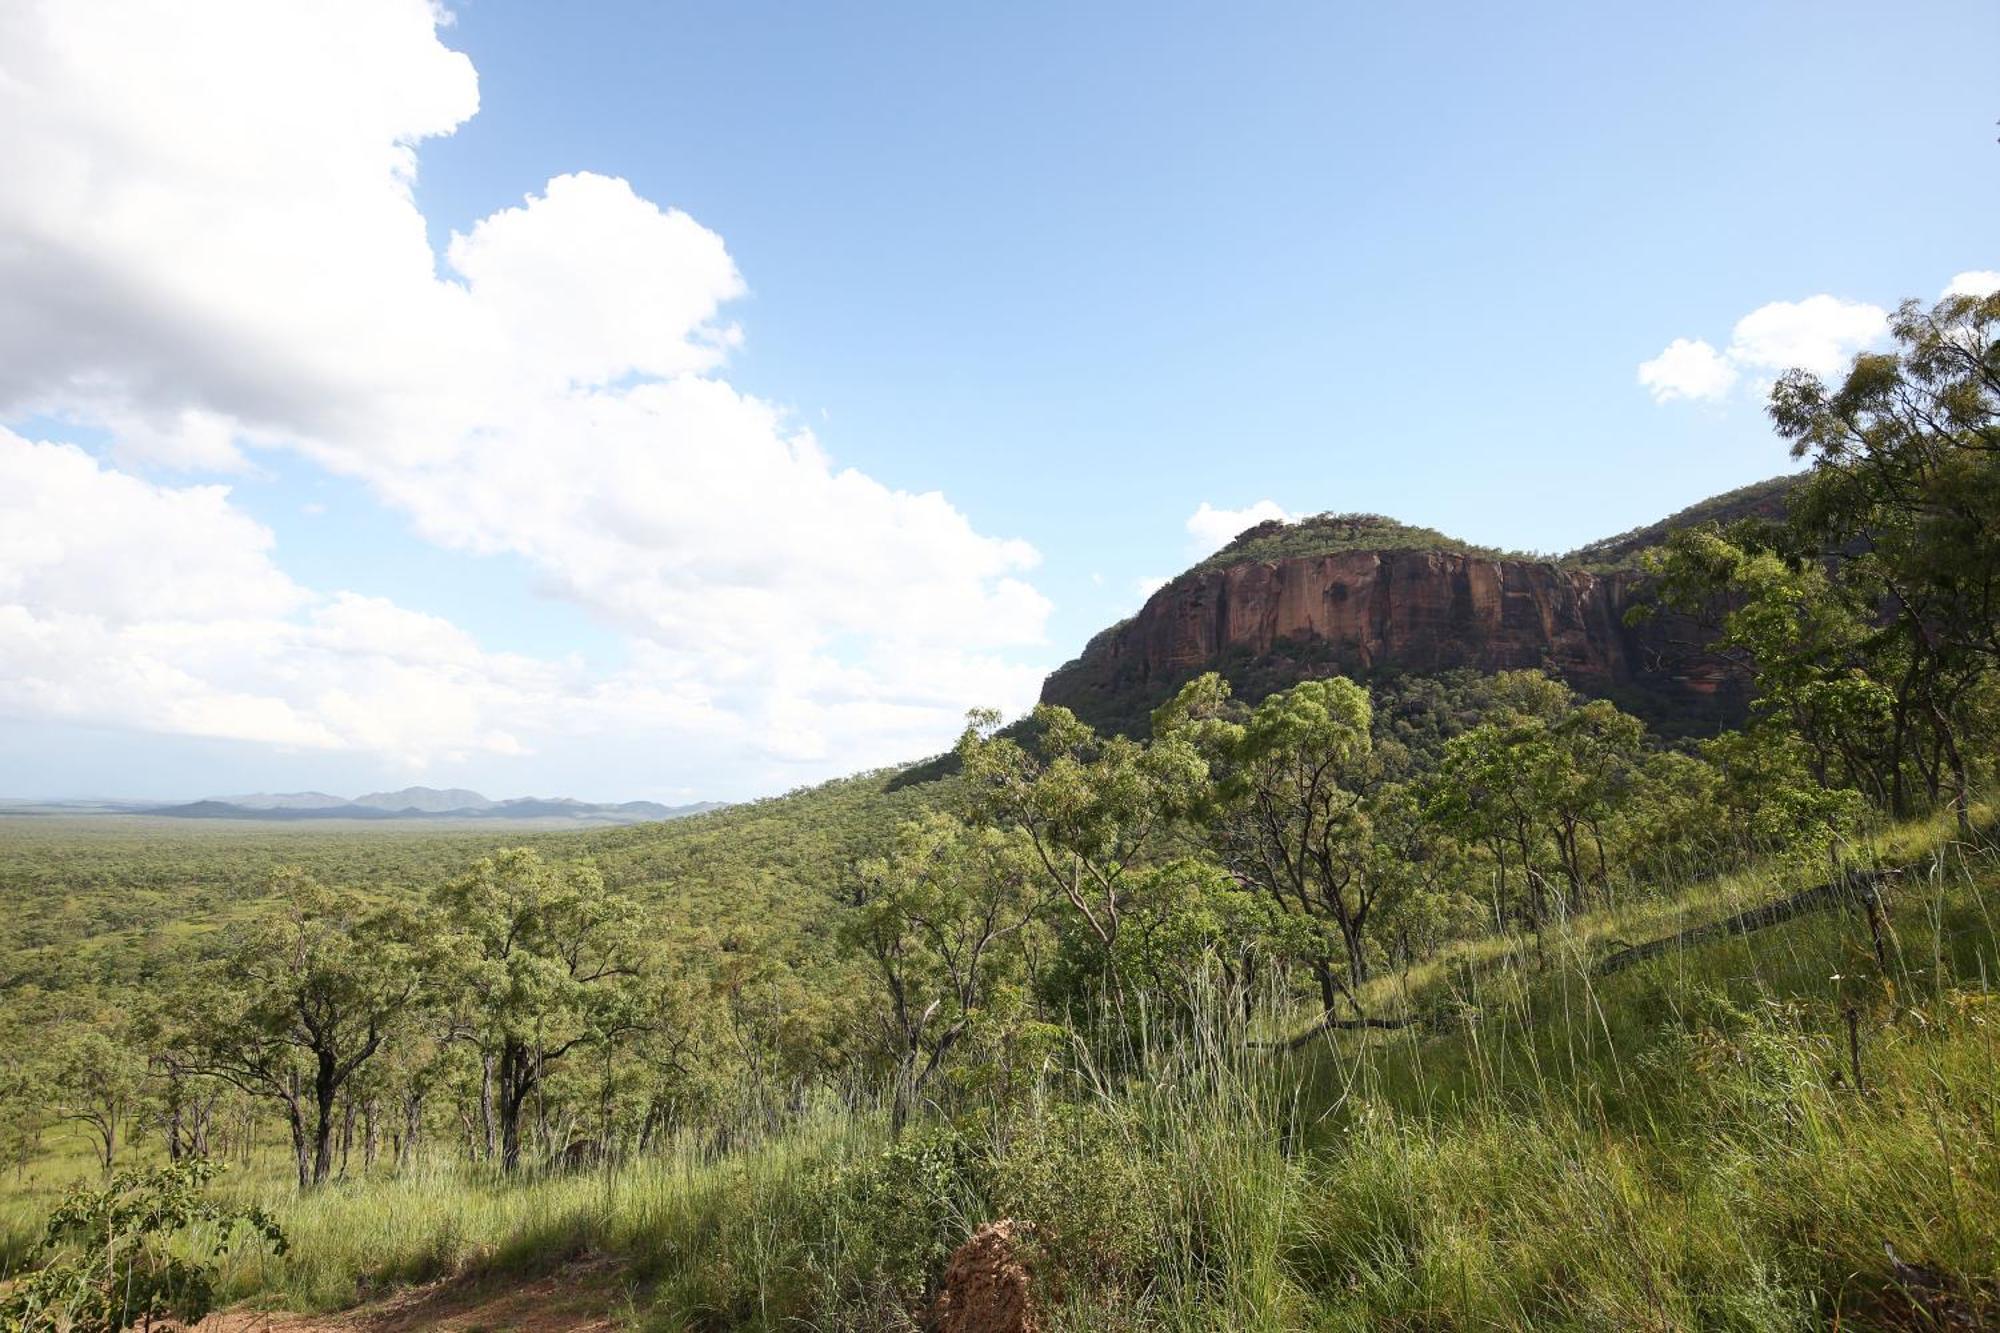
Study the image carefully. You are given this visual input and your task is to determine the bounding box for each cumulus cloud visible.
[1187,500,1290,555]
[1640,294,1889,405]
[1944,270,2000,299]
[1637,338,1738,404]
[0,0,1050,775]
[1725,296,1888,376]
[0,430,533,760]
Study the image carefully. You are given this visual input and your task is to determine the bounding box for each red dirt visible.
[197,1257,626,1333]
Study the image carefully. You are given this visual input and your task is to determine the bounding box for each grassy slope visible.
[6,808,1984,1331]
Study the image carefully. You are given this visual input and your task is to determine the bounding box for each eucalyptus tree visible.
[1428,672,1645,926]
[1155,672,1402,1016]
[843,812,1038,1133]
[47,1010,145,1174]
[1769,289,2000,832]
[191,873,432,1187]
[956,704,1209,967]
[432,848,645,1173]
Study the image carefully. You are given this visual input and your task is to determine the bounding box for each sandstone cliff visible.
[1041,549,1748,737]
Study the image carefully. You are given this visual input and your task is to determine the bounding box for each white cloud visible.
[0,430,531,760]
[1944,270,2000,298]
[1640,293,1889,405]
[1725,296,1888,376]
[0,0,1050,777]
[1637,338,1738,404]
[445,172,746,388]
[1134,576,1169,602]
[1187,500,1290,555]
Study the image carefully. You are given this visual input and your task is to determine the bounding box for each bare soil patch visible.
[198,1257,627,1333]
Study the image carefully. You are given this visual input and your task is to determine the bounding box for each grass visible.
[7,814,1997,1330]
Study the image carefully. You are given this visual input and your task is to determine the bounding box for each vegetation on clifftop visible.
[1190,511,1528,574]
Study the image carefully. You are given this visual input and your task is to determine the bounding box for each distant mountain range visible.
[0,787,723,825]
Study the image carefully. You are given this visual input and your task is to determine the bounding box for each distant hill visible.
[352,786,495,813]
[137,786,723,825]
[207,791,354,810]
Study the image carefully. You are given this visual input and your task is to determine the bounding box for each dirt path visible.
[198,1257,630,1333]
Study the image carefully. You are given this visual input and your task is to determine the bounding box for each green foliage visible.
[809,1126,989,1307]
[1189,511,1527,574]
[1645,290,2000,837]
[0,1158,284,1333]
[843,814,1038,1131]
[958,703,1208,966]
[1427,672,1651,926]
[190,874,432,1187]
[433,848,647,1172]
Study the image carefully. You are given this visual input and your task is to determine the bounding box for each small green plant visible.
[0,1157,285,1333]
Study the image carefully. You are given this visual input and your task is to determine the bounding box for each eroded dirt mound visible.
[930,1219,1037,1333]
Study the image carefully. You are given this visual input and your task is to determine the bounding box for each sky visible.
[1,0,1995,804]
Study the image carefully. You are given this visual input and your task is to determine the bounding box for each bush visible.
[0,1158,285,1333]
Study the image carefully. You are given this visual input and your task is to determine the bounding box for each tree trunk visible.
[310,1052,339,1186]
[1314,955,1342,1017]
[479,1053,497,1161]
[286,1074,310,1190]
[497,1042,532,1174]
[399,1092,423,1170]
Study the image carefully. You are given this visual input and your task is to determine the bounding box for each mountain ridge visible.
[150,785,724,824]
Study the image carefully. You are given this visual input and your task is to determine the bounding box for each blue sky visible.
[0,0,1995,801]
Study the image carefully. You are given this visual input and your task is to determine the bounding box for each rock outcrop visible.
[1041,550,1747,736]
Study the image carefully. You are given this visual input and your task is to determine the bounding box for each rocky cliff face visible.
[1041,549,1746,736]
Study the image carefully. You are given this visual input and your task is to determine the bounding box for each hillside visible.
[1564,472,1800,568]
[1040,480,1796,738]
[26,806,1992,1332]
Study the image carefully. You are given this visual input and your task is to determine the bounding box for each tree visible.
[843,813,1037,1133]
[957,705,1208,973]
[1158,673,1388,1016]
[433,848,644,1173]
[191,874,429,1187]
[1767,289,2000,831]
[1428,672,1645,927]
[47,1013,145,1175]
[1647,525,1903,812]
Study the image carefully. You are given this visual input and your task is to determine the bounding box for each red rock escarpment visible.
[1041,550,1745,734]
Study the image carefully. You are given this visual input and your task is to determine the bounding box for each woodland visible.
[1,292,1997,1331]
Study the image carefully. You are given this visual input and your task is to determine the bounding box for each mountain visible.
[1040,480,1803,739]
[207,791,353,810]
[136,789,723,824]
[352,786,496,813]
